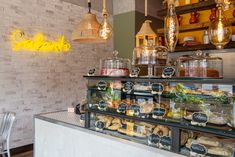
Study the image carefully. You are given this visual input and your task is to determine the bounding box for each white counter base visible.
[34,112,184,157]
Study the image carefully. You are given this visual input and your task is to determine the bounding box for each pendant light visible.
[99,0,113,40]
[72,0,105,43]
[208,0,232,49]
[164,0,179,52]
[136,0,157,47]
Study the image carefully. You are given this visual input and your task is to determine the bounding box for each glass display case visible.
[84,75,235,157]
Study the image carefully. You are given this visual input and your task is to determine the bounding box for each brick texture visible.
[0,0,113,148]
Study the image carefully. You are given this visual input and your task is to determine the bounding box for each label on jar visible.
[123,82,134,93]
[152,108,166,118]
[162,67,175,78]
[87,68,96,76]
[160,136,172,147]
[192,112,208,124]
[98,100,108,111]
[95,121,105,130]
[97,80,107,90]
[151,83,164,95]
[130,67,140,77]
[117,103,128,113]
[148,134,161,145]
[190,143,207,155]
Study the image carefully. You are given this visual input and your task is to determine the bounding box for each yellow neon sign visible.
[11,29,71,52]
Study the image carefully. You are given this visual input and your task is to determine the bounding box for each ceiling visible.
[62,0,113,14]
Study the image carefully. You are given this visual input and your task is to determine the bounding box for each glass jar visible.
[176,51,223,78]
[100,51,131,77]
[132,46,168,77]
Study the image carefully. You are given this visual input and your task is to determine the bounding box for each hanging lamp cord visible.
[88,1,91,13]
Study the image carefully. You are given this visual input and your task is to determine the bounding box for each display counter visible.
[34,111,183,157]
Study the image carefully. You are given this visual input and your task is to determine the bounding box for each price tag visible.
[97,80,107,90]
[151,83,164,95]
[190,143,207,156]
[130,104,140,116]
[160,136,172,147]
[95,121,105,131]
[152,108,166,119]
[130,67,140,77]
[117,103,128,114]
[162,67,175,78]
[123,82,134,93]
[87,68,96,76]
[192,112,208,126]
[98,100,108,111]
[148,134,161,145]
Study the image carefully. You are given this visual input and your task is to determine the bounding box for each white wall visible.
[0,0,113,148]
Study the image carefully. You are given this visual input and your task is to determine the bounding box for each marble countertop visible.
[35,111,184,157]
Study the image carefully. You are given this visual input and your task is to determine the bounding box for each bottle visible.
[203,30,210,44]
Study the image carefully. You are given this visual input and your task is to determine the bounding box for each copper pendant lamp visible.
[72,0,105,43]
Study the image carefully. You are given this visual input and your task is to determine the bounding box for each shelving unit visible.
[156,0,235,52]
[157,18,235,34]
[84,75,235,84]
[84,76,235,156]
[157,0,216,18]
[174,41,235,52]
[87,109,235,139]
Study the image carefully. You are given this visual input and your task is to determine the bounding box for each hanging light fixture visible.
[99,0,113,40]
[136,0,157,47]
[164,0,179,52]
[72,0,105,43]
[208,0,232,49]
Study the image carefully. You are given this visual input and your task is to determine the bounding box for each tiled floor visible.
[12,151,33,157]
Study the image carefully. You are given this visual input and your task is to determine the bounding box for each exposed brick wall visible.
[0,0,113,148]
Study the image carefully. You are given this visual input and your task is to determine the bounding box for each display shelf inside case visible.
[87,109,235,139]
[84,75,235,84]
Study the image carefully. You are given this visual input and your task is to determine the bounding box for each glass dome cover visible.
[100,51,131,77]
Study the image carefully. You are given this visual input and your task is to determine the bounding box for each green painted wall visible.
[114,11,136,60]
[114,11,163,60]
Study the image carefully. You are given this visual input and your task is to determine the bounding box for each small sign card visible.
[117,103,128,114]
[151,83,164,95]
[130,67,140,77]
[87,68,96,76]
[123,82,134,93]
[190,143,207,156]
[152,108,166,119]
[98,100,108,111]
[148,134,161,146]
[97,80,107,90]
[95,121,105,131]
[162,67,175,78]
[191,112,208,127]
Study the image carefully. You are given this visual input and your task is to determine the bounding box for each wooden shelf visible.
[157,0,216,17]
[174,41,235,52]
[157,18,235,34]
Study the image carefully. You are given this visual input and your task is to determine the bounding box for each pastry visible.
[153,125,170,137]
[107,123,121,131]
[208,147,231,156]
[181,131,189,146]
[197,136,221,147]
[112,118,121,124]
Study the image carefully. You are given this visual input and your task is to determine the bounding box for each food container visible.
[176,51,223,78]
[132,46,168,66]
[100,51,131,77]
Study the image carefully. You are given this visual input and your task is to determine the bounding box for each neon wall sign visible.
[11,29,71,52]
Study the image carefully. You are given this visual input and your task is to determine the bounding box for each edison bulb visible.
[99,15,112,40]
[209,5,232,49]
[164,4,179,52]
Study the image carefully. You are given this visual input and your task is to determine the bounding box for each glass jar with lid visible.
[176,51,223,78]
[132,44,169,77]
[100,51,131,77]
